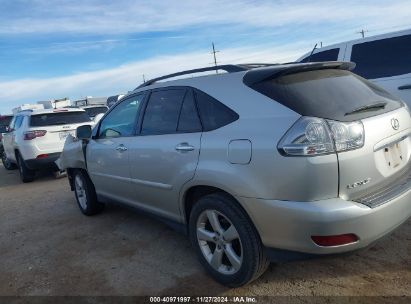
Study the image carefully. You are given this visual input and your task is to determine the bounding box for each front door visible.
[87,93,145,203]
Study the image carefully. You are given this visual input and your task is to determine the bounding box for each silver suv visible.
[65,62,411,287]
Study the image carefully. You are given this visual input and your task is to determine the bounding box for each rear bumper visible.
[237,187,411,255]
[25,152,61,170]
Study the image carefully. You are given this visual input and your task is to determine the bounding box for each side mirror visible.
[76,125,92,140]
[93,113,105,124]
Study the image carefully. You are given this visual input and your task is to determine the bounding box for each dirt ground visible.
[0,165,410,300]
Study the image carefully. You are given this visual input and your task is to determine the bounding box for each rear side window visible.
[30,111,91,127]
[194,89,239,131]
[351,35,411,79]
[141,89,186,135]
[249,69,402,122]
[177,90,202,133]
[300,48,339,63]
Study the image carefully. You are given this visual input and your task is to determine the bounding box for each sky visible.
[0,0,410,114]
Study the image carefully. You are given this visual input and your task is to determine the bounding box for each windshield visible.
[249,69,402,121]
[30,112,91,127]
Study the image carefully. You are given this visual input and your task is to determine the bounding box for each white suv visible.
[2,108,93,182]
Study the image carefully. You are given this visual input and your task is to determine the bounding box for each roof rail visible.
[136,64,248,89]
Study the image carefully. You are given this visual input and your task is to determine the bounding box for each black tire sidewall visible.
[17,153,34,182]
[73,170,103,216]
[189,193,265,287]
[2,151,15,170]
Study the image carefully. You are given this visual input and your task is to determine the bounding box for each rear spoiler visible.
[243,61,356,86]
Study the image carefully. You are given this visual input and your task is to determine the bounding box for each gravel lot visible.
[0,165,410,299]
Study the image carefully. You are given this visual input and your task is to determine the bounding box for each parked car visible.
[2,108,93,182]
[297,29,411,107]
[60,62,411,287]
[81,105,109,119]
[0,114,13,165]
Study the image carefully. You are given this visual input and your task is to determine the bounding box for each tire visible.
[17,152,35,183]
[189,193,269,287]
[73,169,104,216]
[1,150,17,170]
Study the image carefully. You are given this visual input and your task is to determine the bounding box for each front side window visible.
[98,94,144,138]
[351,34,411,79]
[141,89,186,135]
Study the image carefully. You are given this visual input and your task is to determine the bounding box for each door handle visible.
[175,143,195,152]
[398,84,411,90]
[115,144,128,152]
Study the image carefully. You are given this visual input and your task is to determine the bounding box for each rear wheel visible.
[189,193,269,287]
[17,152,35,183]
[73,170,104,216]
[1,150,17,170]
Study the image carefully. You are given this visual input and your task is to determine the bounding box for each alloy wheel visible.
[74,175,88,210]
[196,209,243,275]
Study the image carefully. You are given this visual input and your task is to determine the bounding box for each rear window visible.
[30,111,91,127]
[84,107,107,118]
[351,34,411,79]
[250,69,402,122]
[300,48,339,63]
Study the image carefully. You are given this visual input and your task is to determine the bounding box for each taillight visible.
[278,117,364,156]
[311,234,359,246]
[24,130,47,140]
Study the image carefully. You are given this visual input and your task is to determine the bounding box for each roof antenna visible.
[211,42,219,74]
[307,43,318,63]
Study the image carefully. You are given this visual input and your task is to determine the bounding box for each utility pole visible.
[357,29,368,38]
[142,74,146,83]
[211,42,219,74]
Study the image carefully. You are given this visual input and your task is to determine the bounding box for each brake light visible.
[278,117,364,156]
[36,154,49,159]
[311,234,359,247]
[24,130,47,140]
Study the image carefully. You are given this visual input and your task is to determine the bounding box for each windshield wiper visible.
[345,102,387,116]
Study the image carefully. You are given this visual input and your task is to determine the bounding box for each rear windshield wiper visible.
[345,102,387,116]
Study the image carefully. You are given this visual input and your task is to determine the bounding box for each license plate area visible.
[383,142,404,168]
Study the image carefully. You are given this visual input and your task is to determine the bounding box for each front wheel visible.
[189,193,269,287]
[1,150,17,170]
[73,170,104,216]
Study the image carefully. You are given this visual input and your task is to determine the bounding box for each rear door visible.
[86,93,145,204]
[127,88,202,220]
[345,32,411,107]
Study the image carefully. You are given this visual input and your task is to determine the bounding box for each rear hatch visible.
[247,64,411,205]
[28,110,92,152]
